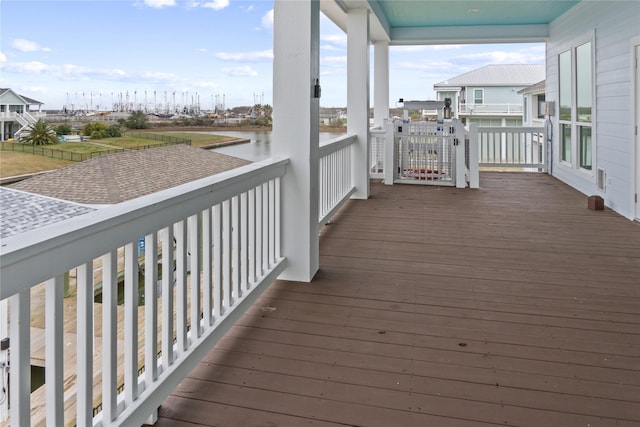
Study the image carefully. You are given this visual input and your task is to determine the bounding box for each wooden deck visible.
[152,172,640,427]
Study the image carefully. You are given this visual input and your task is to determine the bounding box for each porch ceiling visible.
[321,0,580,44]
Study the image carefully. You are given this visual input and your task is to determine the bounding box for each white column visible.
[0,299,7,421]
[272,0,320,282]
[347,8,370,199]
[373,41,389,128]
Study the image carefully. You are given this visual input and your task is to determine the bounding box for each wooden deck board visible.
[153,173,640,427]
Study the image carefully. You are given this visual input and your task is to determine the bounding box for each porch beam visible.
[272,0,320,282]
[391,24,549,45]
[347,8,371,199]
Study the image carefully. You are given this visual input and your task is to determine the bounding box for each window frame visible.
[473,88,484,104]
[556,33,595,176]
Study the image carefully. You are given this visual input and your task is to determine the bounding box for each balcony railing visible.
[319,134,356,228]
[477,125,548,171]
[458,103,523,115]
[0,157,289,426]
[369,127,386,179]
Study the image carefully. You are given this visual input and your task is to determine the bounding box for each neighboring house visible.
[0,88,45,141]
[519,80,547,127]
[434,64,545,127]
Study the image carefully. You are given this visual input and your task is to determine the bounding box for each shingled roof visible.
[434,64,545,88]
[0,187,96,239]
[9,144,250,205]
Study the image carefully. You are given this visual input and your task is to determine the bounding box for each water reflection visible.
[195,130,345,162]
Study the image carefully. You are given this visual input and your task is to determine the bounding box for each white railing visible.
[0,158,288,426]
[369,127,386,179]
[459,103,523,115]
[477,126,547,171]
[318,134,356,228]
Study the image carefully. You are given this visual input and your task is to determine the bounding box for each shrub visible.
[91,130,107,139]
[54,124,72,136]
[82,122,106,136]
[105,125,122,137]
[124,110,149,129]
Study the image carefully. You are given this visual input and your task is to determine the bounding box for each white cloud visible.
[0,51,6,63]
[142,71,182,82]
[215,50,273,61]
[320,44,340,52]
[262,9,273,30]
[143,0,176,8]
[323,56,347,65]
[222,66,258,77]
[5,61,50,73]
[321,34,347,47]
[242,5,254,13]
[201,0,229,10]
[394,61,454,71]
[12,39,51,52]
[195,81,221,89]
[456,50,544,64]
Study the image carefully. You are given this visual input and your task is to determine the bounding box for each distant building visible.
[0,88,45,141]
[519,80,546,127]
[433,64,545,127]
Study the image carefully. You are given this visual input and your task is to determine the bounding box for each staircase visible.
[13,111,37,140]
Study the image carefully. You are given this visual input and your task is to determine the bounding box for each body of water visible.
[194,130,346,162]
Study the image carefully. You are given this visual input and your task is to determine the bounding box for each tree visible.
[105,125,122,138]
[82,121,106,136]
[20,119,59,145]
[124,110,149,129]
[54,124,72,136]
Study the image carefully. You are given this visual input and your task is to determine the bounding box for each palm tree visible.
[21,119,59,145]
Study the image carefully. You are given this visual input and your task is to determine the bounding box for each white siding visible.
[466,86,527,105]
[546,1,640,219]
[0,91,26,107]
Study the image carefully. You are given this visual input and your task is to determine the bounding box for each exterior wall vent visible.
[597,167,606,191]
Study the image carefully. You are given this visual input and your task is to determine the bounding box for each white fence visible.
[0,158,288,426]
[369,127,386,179]
[477,126,547,171]
[319,134,356,227]
[381,120,477,189]
[458,103,523,115]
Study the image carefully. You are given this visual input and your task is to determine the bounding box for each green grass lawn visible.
[0,151,74,178]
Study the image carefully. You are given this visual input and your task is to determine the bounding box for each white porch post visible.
[347,8,371,199]
[272,0,320,282]
[0,299,7,421]
[373,41,389,127]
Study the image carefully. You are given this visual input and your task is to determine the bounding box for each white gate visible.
[394,121,456,186]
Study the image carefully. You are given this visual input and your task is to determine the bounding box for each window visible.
[537,94,546,119]
[558,40,593,171]
[473,89,483,104]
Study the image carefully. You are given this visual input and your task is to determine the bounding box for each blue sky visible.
[0,0,545,111]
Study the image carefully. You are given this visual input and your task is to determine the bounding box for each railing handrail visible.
[459,103,524,114]
[318,134,356,228]
[0,157,289,300]
[477,125,544,132]
[318,134,356,157]
[475,125,547,172]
